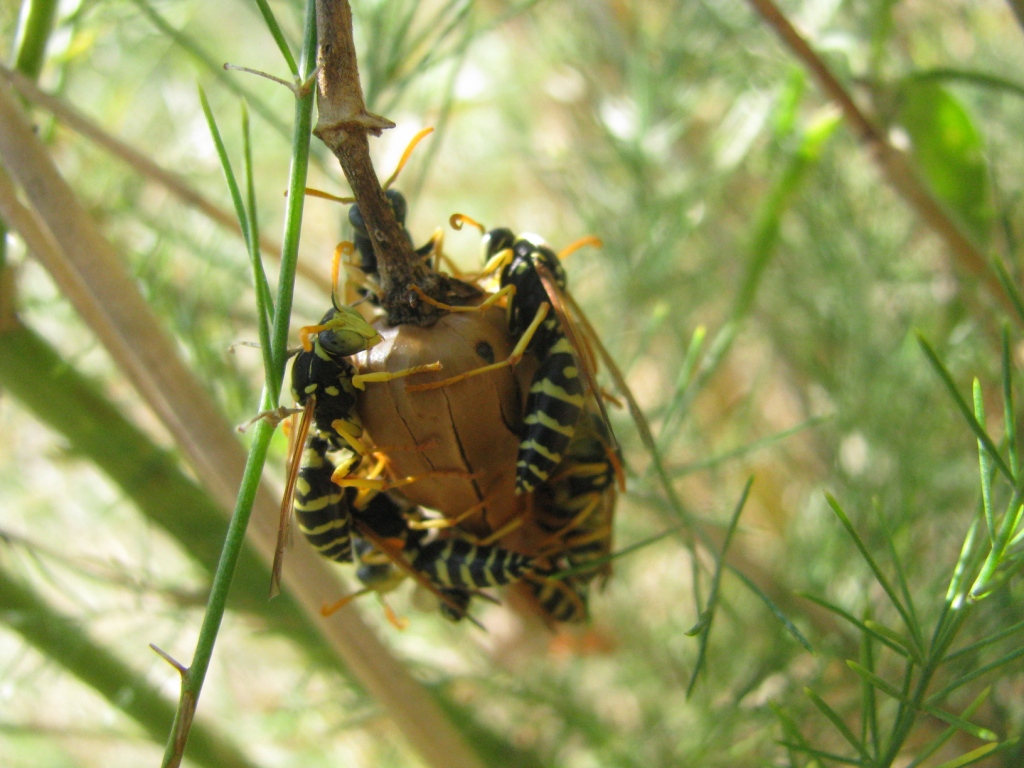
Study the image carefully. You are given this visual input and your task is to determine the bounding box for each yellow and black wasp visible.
[275,276,536,622]
[347,188,440,301]
[404,216,631,623]
[292,428,534,625]
[409,222,621,496]
[523,410,620,623]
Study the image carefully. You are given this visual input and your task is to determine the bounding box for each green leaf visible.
[804,687,871,762]
[932,743,1001,768]
[897,80,992,245]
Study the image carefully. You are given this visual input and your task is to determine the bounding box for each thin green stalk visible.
[975,380,996,543]
[917,333,1015,484]
[3,0,60,274]
[930,643,1024,705]
[800,593,910,658]
[686,478,753,695]
[804,687,871,761]
[253,0,299,76]
[160,4,318,766]
[993,257,1024,327]
[944,617,1024,662]
[160,417,277,768]
[970,487,1024,599]
[242,100,276,385]
[12,0,59,79]
[268,7,318,383]
[909,67,1024,101]
[1002,328,1018,478]
[731,567,814,652]
[907,689,990,768]
[825,494,923,657]
[860,626,879,756]
[198,89,275,395]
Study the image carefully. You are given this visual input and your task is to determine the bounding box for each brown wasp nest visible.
[356,307,536,539]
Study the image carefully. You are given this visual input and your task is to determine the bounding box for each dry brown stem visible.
[312,0,478,325]
[746,0,1015,322]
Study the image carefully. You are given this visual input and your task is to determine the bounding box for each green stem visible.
[268,4,318,383]
[160,4,318,766]
[12,0,59,79]
[3,0,60,272]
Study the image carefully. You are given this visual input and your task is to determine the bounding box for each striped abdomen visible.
[527,572,589,624]
[294,437,355,563]
[516,335,585,493]
[436,588,474,622]
[412,538,533,589]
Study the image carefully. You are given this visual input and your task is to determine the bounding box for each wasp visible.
[295,433,534,625]
[348,188,440,290]
[533,410,618,583]
[409,223,621,497]
[275,296,535,623]
[271,302,438,594]
[520,410,620,623]
[403,218,631,623]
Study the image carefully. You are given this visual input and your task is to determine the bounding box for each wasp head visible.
[314,306,383,358]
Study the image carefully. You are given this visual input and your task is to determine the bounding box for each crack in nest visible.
[440,387,488,529]
[393,388,437,473]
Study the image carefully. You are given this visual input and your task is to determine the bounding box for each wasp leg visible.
[557,235,602,260]
[411,283,515,313]
[405,491,495,530]
[237,405,302,433]
[351,361,442,391]
[381,127,434,191]
[331,468,476,491]
[406,301,549,393]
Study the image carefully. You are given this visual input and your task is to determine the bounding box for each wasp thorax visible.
[356,307,534,538]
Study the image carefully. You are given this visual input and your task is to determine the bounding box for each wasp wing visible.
[555,282,662,482]
[535,261,626,490]
[270,397,315,598]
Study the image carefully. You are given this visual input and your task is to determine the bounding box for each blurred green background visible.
[2,0,1024,766]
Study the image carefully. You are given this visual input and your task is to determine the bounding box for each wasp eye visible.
[483,228,516,258]
[319,328,364,356]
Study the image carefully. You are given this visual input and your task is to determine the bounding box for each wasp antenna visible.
[450,213,485,233]
[382,126,435,190]
[300,187,356,204]
[558,235,603,260]
[331,242,355,309]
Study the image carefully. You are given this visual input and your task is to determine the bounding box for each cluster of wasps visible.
[272,131,626,629]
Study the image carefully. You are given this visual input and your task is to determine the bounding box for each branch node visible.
[150,643,189,678]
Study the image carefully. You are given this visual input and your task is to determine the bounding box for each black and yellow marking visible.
[294,437,357,562]
[517,335,586,492]
[526,570,589,624]
[523,412,620,622]
[412,538,534,590]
